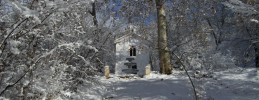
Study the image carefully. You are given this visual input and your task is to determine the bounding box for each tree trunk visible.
[244,0,259,68]
[92,1,98,27]
[155,0,172,74]
[255,45,259,68]
[256,23,259,68]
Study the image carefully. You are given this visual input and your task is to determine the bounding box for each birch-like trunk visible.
[156,0,172,74]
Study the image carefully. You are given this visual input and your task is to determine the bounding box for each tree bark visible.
[244,0,259,68]
[255,45,259,68]
[89,0,98,27]
[155,0,172,74]
[256,23,259,68]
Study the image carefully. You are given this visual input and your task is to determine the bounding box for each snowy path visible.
[101,73,194,100]
[97,69,259,100]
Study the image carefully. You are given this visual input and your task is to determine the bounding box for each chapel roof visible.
[114,32,152,45]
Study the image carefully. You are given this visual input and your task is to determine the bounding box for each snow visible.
[0,97,10,100]
[61,91,73,98]
[222,0,258,15]
[251,19,259,23]
[99,73,193,100]
[56,41,98,53]
[77,55,90,65]
[0,0,258,100]
[203,68,259,100]
[8,40,21,54]
[45,0,56,8]
[98,72,194,100]
[6,0,41,23]
[94,69,259,100]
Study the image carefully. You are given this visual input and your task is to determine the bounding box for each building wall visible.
[115,38,150,76]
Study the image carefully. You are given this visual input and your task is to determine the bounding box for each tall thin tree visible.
[256,22,259,67]
[155,0,172,74]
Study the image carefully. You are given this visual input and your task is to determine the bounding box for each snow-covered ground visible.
[0,68,257,100]
[100,72,193,100]
[93,68,259,100]
[203,68,259,100]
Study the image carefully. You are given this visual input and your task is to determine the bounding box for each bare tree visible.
[155,0,172,74]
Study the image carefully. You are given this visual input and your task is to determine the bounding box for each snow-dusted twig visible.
[172,52,199,100]
[90,32,113,61]
[0,55,43,96]
[0,18,28,56]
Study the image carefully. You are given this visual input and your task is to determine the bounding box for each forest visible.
[0,0,258,100]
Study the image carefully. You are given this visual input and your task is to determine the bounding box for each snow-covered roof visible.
[114,33,151,46]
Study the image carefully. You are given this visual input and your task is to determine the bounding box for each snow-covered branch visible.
[222,0,258,15]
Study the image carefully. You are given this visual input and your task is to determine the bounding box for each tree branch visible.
[172,52,199,100]
[0,56,42,96]
[0,18,28,56]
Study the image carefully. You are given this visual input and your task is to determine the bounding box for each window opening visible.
[130,46,136,56]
